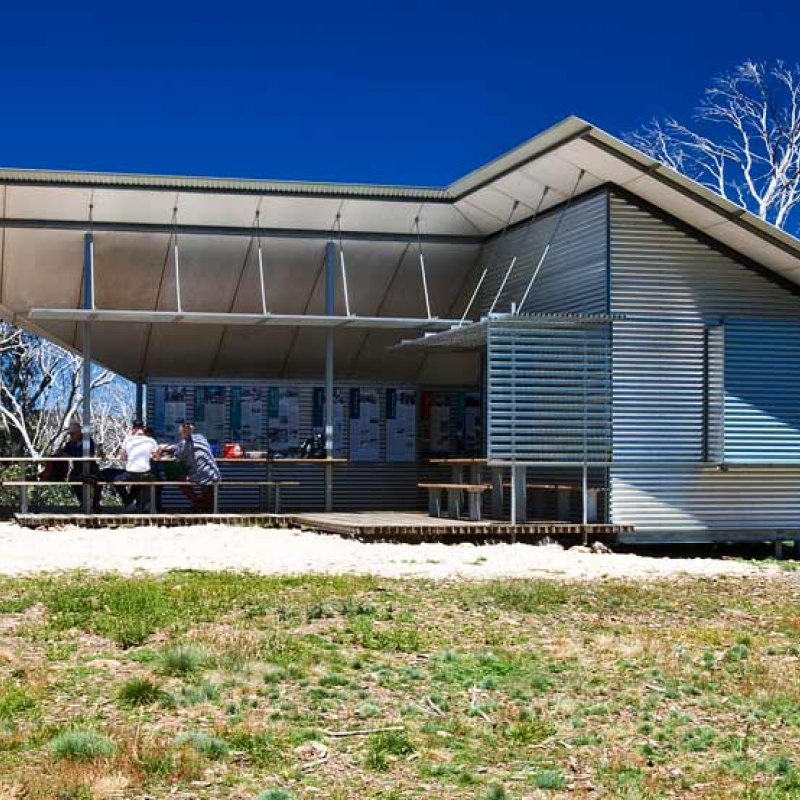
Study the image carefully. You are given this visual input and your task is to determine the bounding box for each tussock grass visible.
[0,571,797,797]
[174,731,229,760]
[50,730,115,761]
[117,677,165,707]
[256,790,293,800]
[158,644,209,677]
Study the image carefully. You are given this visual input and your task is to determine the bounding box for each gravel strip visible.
[0,522,772,580]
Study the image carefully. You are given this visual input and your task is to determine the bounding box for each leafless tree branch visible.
[625,60,800,233]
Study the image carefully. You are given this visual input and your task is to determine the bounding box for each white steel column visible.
[81,232,94,514]
[324,241,335,511]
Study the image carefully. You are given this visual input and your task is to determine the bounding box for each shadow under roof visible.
[2,116,799,381]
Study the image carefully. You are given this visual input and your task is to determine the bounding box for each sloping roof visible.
[2,116,799,381]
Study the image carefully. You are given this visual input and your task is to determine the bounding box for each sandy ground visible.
[0,521,775,580]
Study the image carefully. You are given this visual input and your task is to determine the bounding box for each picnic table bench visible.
[418,482,490,521]
[1,479,300,514]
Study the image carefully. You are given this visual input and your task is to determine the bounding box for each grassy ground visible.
[0,571,799,798]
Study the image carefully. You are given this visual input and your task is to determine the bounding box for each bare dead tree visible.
[92,379,135,458]
[626,60,800,233]
[0,322,128,457]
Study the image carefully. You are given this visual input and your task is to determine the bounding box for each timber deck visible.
[13,510,631,542]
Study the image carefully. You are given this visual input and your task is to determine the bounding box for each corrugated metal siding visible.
[724,319,800,463]
[609,193,800,539]
[474,192,608,316]
[487,318,611,462]
[147,379,420,512]
[612,467,800,540]
[610,195,800,320]
[612,322,706,462]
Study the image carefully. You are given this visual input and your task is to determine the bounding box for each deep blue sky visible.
[0,1,797,186]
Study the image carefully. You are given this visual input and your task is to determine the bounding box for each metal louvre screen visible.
[486,318,611,462]
[724,319,800,464]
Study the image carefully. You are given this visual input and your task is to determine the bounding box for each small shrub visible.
[263,665,288,684]
[175,731,229,760]
[682,726,716,752]
[484,785,508,800]
[725,643,750,662]
[174,681,219,707]
[0,683,37,719]
[51,730,116,762]
[117,677,165,707]
[356,701,380,718]
[535,768,566,790]
[159,645,208,677]
[364,730,414,771]
[318,672,351,687]
[505,711,556,745]
[226,729,284,768]
[490,581,569,613]
[135,745,175,777]
[257,790,293,800]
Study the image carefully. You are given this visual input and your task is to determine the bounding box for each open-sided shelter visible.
[4,116,800,542]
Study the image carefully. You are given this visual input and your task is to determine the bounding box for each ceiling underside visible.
[2,116,799,381]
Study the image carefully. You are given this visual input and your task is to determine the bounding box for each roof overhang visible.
[1,115,798,277]
[2,115,799,381]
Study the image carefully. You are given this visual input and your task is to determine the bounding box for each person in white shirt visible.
[119,420,158,512]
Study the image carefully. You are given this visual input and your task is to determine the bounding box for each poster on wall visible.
[464,392,483,454]
[230,386,265,450]
[386,388,416,461]
[153,385,188,439]
[194,386,226,447]
[429,393,451,454]
[349,387,380,461]
[267,387,300,454]
[312,387,346,456]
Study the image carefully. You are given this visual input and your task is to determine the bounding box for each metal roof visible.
[2,115,799,381]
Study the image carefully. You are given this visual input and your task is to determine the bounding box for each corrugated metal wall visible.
[474,191,608,316]
[612,321,706,462]
[486,318,611,462]
[612,467,800,542]
[609,193,800,539]
[724,319,800,463]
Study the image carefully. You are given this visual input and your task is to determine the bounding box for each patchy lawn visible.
[0,571,798,798]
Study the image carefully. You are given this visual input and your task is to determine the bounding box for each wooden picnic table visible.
[0,455,347,514]
[427,458,600,524]
[428,458,504,519]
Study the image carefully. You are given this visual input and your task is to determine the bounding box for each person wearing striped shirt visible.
[168,422,221,513]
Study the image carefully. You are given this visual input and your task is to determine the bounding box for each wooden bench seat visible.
[2,479,300,514]
[418,482,490,521]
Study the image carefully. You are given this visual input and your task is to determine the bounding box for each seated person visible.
[163,422,221,513]
[118,420,158,512]
[55,421,100,510]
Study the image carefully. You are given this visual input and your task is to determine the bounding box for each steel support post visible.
[324,241,335,512]
[81,233,93,514]
[510,465,527,524]
[135,383,145,423]
[490,466,504,519]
